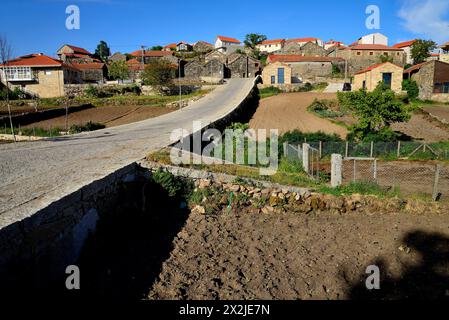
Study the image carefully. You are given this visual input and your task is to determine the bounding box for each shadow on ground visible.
[346,230,449,300]
[72,178,190,301]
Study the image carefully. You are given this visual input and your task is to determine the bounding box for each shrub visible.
[141,60,176,90]
[259,86,281,99]
[402,79,419,100]
[69,121,106,133]
[150,169,193,198]
[280,130,342,144]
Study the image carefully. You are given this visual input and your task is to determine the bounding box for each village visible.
[1,17,449,302]
[0,33,448,101]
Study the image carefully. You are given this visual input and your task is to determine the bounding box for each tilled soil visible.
[249,93,348,138]
[21,105,173,130]
[149,209,449,300]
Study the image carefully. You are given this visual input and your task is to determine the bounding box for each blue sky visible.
[1,0,449,58]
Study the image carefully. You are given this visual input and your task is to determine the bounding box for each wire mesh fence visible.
[286,141,449,161]
[342,158,449,200]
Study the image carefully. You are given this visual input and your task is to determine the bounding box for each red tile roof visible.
[354,62,403,75]
[129,50,174,57]
[285,37,320,43]
[66,45,91,55]
[347,44,404,51]
[71,62,105,70]
[217,36,241,44]
[268,54,342,63]
[260,39,285,45]
[1,54,63,67]
[392,40,416,48]
[164,43,177,49]
[126,59,144,71]
[440,41,449,49]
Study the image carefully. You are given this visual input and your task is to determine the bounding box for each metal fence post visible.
[345,142,349,158]
[319,141,322,159]
[283,142,287,157]
[373,159,378,182]
[331,154,343,187]
[353,159,356,183]
[397,141,401,158]
[432,164,441,201]
[302,143,310,174]
[370,141,374,158]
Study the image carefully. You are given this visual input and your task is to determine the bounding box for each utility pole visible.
[178,58,182,110]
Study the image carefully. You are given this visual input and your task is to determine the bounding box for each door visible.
[382,73,392,89]
[278,68,285,84]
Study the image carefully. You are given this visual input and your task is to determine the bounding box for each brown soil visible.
[22,105,173,130]
[249,93,348,138]
[392,113,449,142]
[423,105,449,124]
[149,209,449,300]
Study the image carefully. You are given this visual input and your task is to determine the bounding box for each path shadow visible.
[346,230,449,300]
[68,177,191,301]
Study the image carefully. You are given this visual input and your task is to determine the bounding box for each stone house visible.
[57,44,99,64]
[404,60,449,102]
[285,37,324,48]
[262,61,292,85]
[226,54,261,78]
[297,42,327,56]
[336,44,406,75]
[0,53,81,98]
[129,49,175,64]
[202,59,225,80]
[215,36,242,53]
[71,62,107,83]
[256,39,285,53]
[108,52,126,63]
[392,40,416,65]
[193,41,214,53]
[352,62,403,93]
[205,50,226,64]
[184,60,204,79]
[324,40,346,50]
[267,55,344,82]
[126,59,144,80]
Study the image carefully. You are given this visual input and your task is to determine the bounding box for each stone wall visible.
[353,63,404,93]
[0,163,139,289]
[337,49,406,75]
[412,62,435,100]
[227,55,260,78]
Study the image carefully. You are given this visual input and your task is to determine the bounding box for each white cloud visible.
[398,0,449,44]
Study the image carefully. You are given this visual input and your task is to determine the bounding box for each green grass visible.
[259,86,282,99]
[2,90,211,109]
[319,181,400,198]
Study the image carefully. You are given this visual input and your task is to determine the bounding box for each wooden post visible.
[432,164,441,201]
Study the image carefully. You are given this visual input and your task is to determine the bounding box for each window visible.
[271,75,275,84]
[384,52,389,56]
[369,52,374,56]
[357,51,361,56]
[435,82,449,94]
[2,66,33,81]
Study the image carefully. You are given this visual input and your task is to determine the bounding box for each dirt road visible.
[249,93,348,138]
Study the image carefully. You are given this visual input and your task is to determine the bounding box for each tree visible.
[151,45,163,51]
[411,39,437,65]
[108,60,130,81]
[95,40,111,62]
[338,83,411,141]
[379,54,393,63]
[141,59,176,92]
[0,35,16,143]
[244,33,267,49]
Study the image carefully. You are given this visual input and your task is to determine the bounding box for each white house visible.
[215,36,241,53]
[256,39,285,53]
[356,33,388,46]
[392,40,416,64]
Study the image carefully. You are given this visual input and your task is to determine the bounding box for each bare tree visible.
[0,35,16,143]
